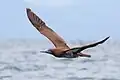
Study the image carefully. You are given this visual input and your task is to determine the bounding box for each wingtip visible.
[106,36,110,40]
[108,36,110,38]
[26,8,31,13]
[102,36,110,43]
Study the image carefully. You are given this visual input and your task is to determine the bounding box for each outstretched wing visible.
[64,36,110,53]
[26,8,69,49]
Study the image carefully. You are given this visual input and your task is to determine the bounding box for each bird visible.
[26,8,110,58]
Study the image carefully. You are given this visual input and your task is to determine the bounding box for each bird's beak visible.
[40,50,51,53]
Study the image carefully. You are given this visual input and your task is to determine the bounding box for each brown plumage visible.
[26,8,110,58]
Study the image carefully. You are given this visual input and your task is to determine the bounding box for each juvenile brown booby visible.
[26,8,110,58]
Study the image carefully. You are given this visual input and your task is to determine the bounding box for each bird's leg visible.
[77,53,91,57]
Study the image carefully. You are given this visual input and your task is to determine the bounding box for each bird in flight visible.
[26,8,110,58]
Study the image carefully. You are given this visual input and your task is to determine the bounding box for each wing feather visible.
[26,8,69,49]
[64,36,110,53]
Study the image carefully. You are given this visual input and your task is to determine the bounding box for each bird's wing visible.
[26,8,70,49]
[64,36,110,53]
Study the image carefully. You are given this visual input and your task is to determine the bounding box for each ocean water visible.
[0,39,120,80]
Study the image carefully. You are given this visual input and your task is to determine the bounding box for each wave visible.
[0,39,120,80]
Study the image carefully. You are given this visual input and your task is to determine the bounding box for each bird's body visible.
[26,8,110,58]
[42,48,91,58]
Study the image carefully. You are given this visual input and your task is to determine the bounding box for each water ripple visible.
[0,40,120,80]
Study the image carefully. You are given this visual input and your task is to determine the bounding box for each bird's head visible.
[40,49,53,54]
